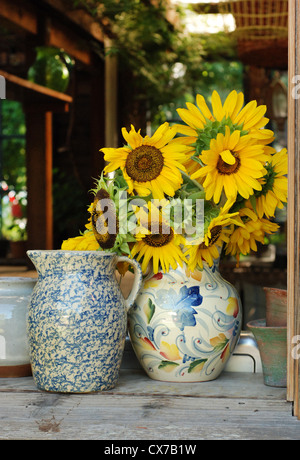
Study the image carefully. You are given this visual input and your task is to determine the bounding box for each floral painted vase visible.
[27,250,142,393]
[128,260,242,382]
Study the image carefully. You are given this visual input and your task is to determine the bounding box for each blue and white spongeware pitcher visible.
[27,250,142,393]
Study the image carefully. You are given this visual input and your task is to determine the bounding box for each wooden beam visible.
[25,110,53,251]
[0,69,72,104]
[0,0,102,65]
[90,69,105,178]
[104,39,118,148]
[0,0,37,34]
[48,21,92,66]
[287,0,296,404]
[42,0,104,43]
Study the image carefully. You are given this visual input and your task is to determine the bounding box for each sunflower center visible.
[125,145,164,182]
[199,225,222,249]
[144,226,174,248]
[217,151,240,175]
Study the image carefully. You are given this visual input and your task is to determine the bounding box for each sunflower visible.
[61,230,99,251]
[102,123,190,200]
[130,203,186,274]
[225,207,279,260]
[190,126,270,204]
[91,188,119,250]
[248,148,288,218]
[184,198,243,271]
[131,229,186,274]
[173,90,274,173]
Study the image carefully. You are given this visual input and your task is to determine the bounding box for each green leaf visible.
[158,361,179,372]
[249,194,257,213]
[144,298,155,323]
[212,337,229,353]
[188,359,207,373]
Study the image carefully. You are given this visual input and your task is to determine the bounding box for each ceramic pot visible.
[27,250,142,393]
[264,287,287,327]
[247,319,287,387]
[128,261,242,382]
[0,277,37,377]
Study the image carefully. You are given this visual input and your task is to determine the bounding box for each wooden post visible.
[104,38,118,148]
[25,110,53,250]
[287,0,300,414]
[90,68,105,179]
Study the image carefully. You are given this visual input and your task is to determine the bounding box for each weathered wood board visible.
[0,370,299,440]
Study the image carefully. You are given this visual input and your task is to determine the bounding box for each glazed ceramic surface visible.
[0,277,37,375]
[247,319,287,387]
[27,250,142,393]
[128,261,242,382]
[264,287,287,327]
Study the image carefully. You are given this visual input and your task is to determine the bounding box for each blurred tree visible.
[70,0,241,130]
[1,100,26,191]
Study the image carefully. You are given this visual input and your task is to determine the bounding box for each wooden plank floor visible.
[0,370,299,440]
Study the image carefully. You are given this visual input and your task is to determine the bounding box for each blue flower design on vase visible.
[155,285,203,331]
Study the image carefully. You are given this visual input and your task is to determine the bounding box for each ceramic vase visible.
[27,250,142,393]
[0,277,37,377]
[128,260,242,382]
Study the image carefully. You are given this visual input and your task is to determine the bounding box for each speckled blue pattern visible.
[27,250,142,393]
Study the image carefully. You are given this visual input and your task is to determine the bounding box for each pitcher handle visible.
[115,255,143,311]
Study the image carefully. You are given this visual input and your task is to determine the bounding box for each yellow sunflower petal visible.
[176,108,205,129]
[196,93,214,120]
[219,149,236,165]
[211,90,225,121]
[122,125,143,149]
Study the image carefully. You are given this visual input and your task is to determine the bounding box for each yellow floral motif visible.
[188,359,207,374]
[221,343,230,363]
[185,267,202,282]
[226,297,239,318]
[210,333,228,349]
[160,341,181,361]
[138,337,156,351]
[158,361,179,373]
[143,278,160,290]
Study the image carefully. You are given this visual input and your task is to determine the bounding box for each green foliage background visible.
[1,100,26,191]
[71,0,243,127]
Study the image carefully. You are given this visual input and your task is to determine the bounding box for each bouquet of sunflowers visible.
[62,90,288,275]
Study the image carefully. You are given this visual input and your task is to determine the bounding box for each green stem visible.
[181,171,205,192]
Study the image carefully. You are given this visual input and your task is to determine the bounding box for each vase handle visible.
[115,255,143,311]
